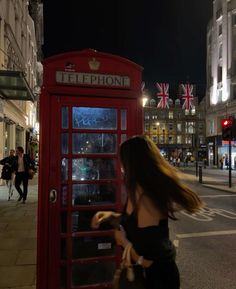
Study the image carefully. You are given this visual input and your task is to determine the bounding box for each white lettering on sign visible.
[56,71,130,88]
[97,243,112,250]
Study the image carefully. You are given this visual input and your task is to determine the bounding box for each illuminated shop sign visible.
[56,71,130,88]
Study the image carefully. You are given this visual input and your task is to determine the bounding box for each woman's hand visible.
[91,211,114,229]
[114,225,129,248]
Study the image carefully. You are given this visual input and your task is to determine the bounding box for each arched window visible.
[168,99,173,107]
[150,99,156,106]
[175,99,181,107]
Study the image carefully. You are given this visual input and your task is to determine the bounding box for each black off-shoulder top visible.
[121,209,180,289]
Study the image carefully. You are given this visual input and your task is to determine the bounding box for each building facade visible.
[144,95,206,163]
[206,0,236,167]
[0,0,42,165]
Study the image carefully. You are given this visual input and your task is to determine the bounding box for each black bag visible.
[1,165,13,180]
[113,243,146,289]
[28,168,35,180]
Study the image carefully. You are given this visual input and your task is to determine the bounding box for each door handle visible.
[49,189,57,203]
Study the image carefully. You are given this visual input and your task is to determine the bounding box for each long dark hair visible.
[119,135,203,219]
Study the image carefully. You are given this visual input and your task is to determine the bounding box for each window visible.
[185,136,192,145]
[218,89,222,102]
[219,43,222,59]
[233,84,236,99]
[152,136,157,143]
[144,114,149,120]
[168,136,174,144]
[208,33,212,45]
[177,123,182,132]
[218,65,222,82]
[216,8,222,20]
[233,34,236,50]
[232,13,236,26]
[177,135,182,144]
[191,107,196,115]
[185,110,190,116]
[198,123,204,131]
[175,99,181,107]
[233,59,236,76]
[198,135,204,145]
[169,111,173,119]
[145,123,149,132]
[218,23,222,36]
[168,99,173,107]
[185,122,195,134]
[159,135,165,144]
[150,99,156,106]
[209,119,215,135]
[169,123,173,130]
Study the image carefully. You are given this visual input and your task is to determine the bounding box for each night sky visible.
[43,1,213,99]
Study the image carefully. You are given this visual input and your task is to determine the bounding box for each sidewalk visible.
[179,166,236,194]
[0,175,38,289]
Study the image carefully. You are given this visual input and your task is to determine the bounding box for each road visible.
[170,172,236,289]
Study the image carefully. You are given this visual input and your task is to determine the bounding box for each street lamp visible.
[156,122,160,143]
[142,97,148,107]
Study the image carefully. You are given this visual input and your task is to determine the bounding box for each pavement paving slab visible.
[0,176,38,289]
[0,265,36,288]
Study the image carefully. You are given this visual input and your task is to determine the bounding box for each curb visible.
[202,183,236,194]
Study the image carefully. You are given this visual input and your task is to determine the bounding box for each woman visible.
[91,135,203,289]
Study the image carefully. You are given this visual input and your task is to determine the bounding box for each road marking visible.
[177,230,236,239]
[181,207,236,221]
[199,194,236,198]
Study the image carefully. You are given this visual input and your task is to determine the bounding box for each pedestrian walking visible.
[225,156,229,170]
[13,146,35,204]
[0,149,16,200]
[219,157,224,170]
[91,135,203,289]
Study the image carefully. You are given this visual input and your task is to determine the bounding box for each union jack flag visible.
[180,84,194,110]
[156,83,169,109]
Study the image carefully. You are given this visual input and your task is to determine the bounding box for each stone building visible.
[144,91,206,163]
[0,0,43,164]
[206,0,236,167]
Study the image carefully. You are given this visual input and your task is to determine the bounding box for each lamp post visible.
[156,122,160,144]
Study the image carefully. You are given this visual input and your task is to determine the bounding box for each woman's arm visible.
[91,211,121,229]
[114,226,153,268]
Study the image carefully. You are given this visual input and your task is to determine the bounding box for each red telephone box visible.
[37,49,143,289]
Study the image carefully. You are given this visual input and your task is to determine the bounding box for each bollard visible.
[199,165,202,183]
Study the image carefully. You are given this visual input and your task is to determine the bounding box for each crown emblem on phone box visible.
[88,58,100,70]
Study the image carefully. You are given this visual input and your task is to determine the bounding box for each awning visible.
[0,70,35,102]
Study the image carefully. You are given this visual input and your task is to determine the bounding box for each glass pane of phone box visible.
[72,236,116,258]
[72,211,114,232]
[72,183,116,205]
[72,260,116,287]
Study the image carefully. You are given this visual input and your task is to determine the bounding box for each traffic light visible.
[221,119,233,140]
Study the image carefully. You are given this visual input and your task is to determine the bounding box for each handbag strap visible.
[122,242,132,264]
[122,243,135,281]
